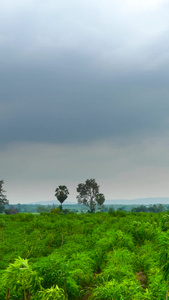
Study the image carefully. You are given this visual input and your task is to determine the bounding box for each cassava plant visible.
[1,257,42,300]
[38,285,66,300]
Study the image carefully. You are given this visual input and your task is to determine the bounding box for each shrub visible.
[89,279,142,300]
[37,285,66,300]
[0,257,42,300]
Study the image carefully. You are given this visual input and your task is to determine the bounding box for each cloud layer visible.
[1,0,169,202]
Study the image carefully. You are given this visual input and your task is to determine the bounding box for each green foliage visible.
[130,220,155,244]
[38,285,66,300]
[132,204,165,213]
[0,212,169,299]
[95,248,136,289]
[51,207,61,214]
[77,178,103,213]
[0,257,42,300]
[5,206,18,215]
[160,214,169,231]
[146,266,167,299]
[0,218,6,228]
[95,193,105,209]
[89,279,143,300]
[34,250,96,299]
[37,205,51,213]
[158,231,169,282]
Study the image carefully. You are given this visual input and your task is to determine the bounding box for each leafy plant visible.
[89,279,143,300]
[1,257,42,300]
[38,285,66,300]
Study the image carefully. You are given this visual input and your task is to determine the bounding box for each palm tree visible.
[55,185,69,210]
[96,193,105,210]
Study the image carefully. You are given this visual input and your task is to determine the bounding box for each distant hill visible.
[30,197,169,206]
[31,200,76,205]
[105,198,169,205]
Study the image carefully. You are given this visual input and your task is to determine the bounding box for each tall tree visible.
[55,185,69,210]
[76,178,100,213]
[0,180,9,213]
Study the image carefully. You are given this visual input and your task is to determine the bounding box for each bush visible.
[89,279,143,300]
[0,257,42,299]
[37,285,66,300]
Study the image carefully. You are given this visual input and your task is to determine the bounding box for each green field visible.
[0,211,169,299]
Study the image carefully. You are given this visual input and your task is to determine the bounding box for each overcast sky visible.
[1,0,169,204]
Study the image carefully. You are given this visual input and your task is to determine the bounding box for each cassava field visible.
[0,211,169,299]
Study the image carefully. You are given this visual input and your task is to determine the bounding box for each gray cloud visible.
[1,0,169,202]
[1,136,169,203]
[0,55,169,146]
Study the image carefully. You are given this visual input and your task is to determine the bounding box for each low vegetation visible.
[0,211,169,299]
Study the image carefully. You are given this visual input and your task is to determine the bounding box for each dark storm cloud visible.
[1,0,169,146]
[2,0,169,203]
[1,51,169,146]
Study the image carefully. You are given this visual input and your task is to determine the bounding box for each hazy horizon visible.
[10,197,169,206]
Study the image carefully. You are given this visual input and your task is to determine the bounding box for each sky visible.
[1,0,169,204]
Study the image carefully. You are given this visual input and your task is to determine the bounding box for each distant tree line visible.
[0,178,106,214]
[1,178,169,215]
[131,204,165,213]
